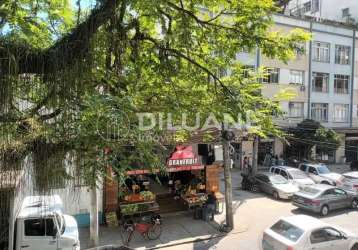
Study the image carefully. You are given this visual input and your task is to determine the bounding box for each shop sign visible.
[167,157,199,167]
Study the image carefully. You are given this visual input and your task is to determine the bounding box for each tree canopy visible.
[0,0,309,191]
[287,119,341,160]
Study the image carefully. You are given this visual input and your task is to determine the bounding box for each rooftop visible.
[283,215,328,230]
[17,195,63,219]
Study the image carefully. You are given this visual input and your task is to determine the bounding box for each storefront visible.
[103,145,223,223]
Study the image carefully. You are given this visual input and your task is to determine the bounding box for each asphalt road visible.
[164,168,358,250]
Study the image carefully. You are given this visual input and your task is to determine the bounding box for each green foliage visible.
[0,0,310,190]
[288,119,341,160]
[0,0,74,48]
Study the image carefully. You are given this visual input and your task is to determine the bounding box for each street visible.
[163,168,358,250]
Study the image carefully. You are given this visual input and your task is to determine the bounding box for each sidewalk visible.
[79,210,247,250]
[80,169,249,249]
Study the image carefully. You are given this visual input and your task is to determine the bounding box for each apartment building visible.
[235,14,358,164]
[288,0,358,24]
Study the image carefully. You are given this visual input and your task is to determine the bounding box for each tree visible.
[1,0,309,246]
[287,119,341,160]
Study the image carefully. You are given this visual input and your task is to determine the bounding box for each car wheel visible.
[273,191,279,200]
[351,243,358,250]
[320,205,329,216]
[321,181,330,185]
[351,199,358,209]
[251,184,259,193]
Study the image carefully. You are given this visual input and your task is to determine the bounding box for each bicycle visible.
[123,214,162,245]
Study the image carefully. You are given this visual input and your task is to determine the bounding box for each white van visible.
[14,195,80,250]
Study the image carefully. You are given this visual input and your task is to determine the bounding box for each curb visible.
[140,225,249,250]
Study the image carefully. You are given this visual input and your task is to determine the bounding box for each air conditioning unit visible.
[300,85,306,92]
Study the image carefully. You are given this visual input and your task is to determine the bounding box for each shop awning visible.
[126,145,204,175]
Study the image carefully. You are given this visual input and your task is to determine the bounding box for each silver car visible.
[269,166,315,189]
[298,163,343,185]
[292,184,358,216]
[253,172,299,200]
[339,172,358,194]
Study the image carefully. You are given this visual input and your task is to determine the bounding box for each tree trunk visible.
[252,136,259,175]
[89,185,99,247]
[223,138,234,231]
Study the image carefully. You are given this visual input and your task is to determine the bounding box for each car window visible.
[256,175,268,183]
[289,170,307,179]
[308,167,318,175]
[25,219,45,236]
[323,189,335,196]
[269,175,288,184]
[274,168,280,175]
[270,220,304,243]
[269,167,275,173]
[311,228,342,244]
[317,165,330,174]
[300,164,307,172]
[281,170,289,179]
[24,218,57,237]
[334,189,347,196]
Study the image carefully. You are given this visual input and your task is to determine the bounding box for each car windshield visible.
[269,175,288,184]
[270,220,304,243]
[317,165,330,174]
[289,170,307,179]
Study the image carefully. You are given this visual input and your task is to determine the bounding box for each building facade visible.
[235,14,358,164]
[288,0,358,24]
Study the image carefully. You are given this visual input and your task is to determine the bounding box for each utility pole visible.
[252,136,259,175]
[89,184,99,247]
[222,129,234,231]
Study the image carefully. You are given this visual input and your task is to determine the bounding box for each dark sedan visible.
[292,184,358,216]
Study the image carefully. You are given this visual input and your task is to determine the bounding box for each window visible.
[334,74,349,94]
[342,8,350,18]
[334,188,347,196]
[271,220,304,243]
[241,65,255,78]
[25,219,45,236]
[295,43,306,57]
[24,218,57,237]
[311,103,328,122]
[289,70,304,85]
[281,170,288,179]
[274,168,280,174]
[335,45,350,65]
[289,102,304,118]
[263,68,279,84]
[334,104,349,122]
[311,228,343,244]
[308,167,318,175]
[311,0,320,13]
[313,42,330,63]
[312,73,329,93]
[299,164,307,172]
[303,1,311,12]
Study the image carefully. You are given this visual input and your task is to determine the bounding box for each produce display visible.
[140,191,155,201]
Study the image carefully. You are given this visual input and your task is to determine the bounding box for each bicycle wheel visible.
[147,224,162,240]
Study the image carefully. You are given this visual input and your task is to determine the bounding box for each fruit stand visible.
[119,191,159,218]
[181,193,208,209]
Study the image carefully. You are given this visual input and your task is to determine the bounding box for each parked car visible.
[252,172,300,200]
[262,215,358,250]
[269,166,315,189]
[338,172,358,194]
[298,163,343,185]
[292,184,358,216]
[351,161,358,171]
